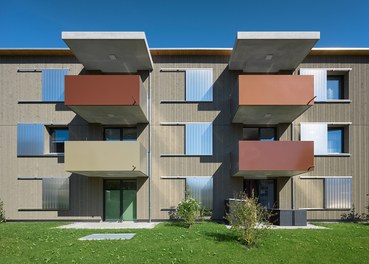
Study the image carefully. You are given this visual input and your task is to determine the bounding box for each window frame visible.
[48,127,69,154]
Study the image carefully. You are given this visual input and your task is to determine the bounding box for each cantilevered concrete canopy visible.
[229,32,320,73]
[62,32,153,73]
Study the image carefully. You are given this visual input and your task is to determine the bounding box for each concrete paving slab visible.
[79,233,136,240]
[56,222,158,229]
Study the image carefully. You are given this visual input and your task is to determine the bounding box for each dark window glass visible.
[243,128,259,140]
[104,128,121,141]
[259,128,275,141]
[243,127,276,141]
[104,128,137,141]
[122,128,137,141]
[50,128,68,153]
[328,127,344,153]
[327,76,343,100]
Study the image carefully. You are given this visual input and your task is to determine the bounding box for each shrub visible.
[0,198,6,223]
[176,198,200,228]
[225,192,271,247]
[341,205,367,223]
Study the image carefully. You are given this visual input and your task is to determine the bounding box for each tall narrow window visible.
[327,128,344,153]
[327,76,344,100]
[49,128,69,153]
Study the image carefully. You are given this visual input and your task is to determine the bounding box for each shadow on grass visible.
[162,221,189,229]
[204,231,239,242]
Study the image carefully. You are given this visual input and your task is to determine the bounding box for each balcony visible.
[235,141,314,177]
[65,141,147,177]
[65,75,147,125]
[233,75,314,124]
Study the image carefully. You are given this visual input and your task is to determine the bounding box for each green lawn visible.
[0,222,368,263]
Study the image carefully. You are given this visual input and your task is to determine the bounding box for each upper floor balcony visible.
[234,141,314,178]
[232,75,314,124]
[65,75,148,125]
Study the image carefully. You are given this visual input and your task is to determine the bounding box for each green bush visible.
[0,198,6,223]
[176,198,200,228]
[225,192,270,247]
[341,205,367,222]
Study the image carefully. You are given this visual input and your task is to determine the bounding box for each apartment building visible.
[0,31,368,223]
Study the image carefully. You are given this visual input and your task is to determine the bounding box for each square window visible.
[327,127,344,153]
[327,76,344,100]
[50,128,69,153]
[104,128,121,141]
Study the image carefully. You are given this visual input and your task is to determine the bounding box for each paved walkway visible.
[56,222,159,229]
[226,223,328,229]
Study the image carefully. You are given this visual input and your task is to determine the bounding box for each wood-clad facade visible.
[0,48,368,222]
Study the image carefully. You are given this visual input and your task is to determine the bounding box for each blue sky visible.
[1,0,368,48]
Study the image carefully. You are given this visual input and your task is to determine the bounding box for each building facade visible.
[0,32,368,222]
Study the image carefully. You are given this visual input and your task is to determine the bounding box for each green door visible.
[104,180,137,221]
[122,180,137,221]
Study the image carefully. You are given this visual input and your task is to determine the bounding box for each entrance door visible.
[243,179,276,209]
[104,179,137,221]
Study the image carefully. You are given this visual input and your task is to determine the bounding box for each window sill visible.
[18,208,68,211]
[315,153,351,157]
[18,100,64,104]
[315,100,351,104]
[160,100,212,104]
[160,154,213,157]
[298,208,351,211]
[18,153,64,157]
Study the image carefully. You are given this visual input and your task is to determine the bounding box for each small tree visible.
[176,197,200,228]
[0,198,6,223]
[225,192,270,247]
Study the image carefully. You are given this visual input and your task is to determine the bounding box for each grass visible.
[0,221,368,263]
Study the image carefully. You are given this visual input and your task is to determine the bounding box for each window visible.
[243,127,276,141]
[327,76,343,100]
[104,128,137,141]
[185,69,213,102]
[185,123,213,155]
[42,69,69,102]
[186,177,213,210]
[300,123,349,155]
[328,127,344,153]
[324,178,352,209]
[300,68,349,101]
[42,177,69,210]
[49,128,69,153]
[17,124,45,156]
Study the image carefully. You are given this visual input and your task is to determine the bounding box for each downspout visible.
[291,122,295,210]
[148,70,152,222]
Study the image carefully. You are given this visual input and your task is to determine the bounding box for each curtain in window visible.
[186,177,213,210]
[300,122,328,155]
[300,68,327,101]
[42,69,69,101]
[17,124,44,156]
[185,69,213,102]
[185,123,213,155]
[325,178,352,209]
